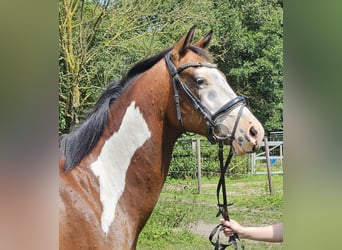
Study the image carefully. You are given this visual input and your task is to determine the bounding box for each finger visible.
[223,220,231,227]
[224,229,234,237]
[223,229,233,237]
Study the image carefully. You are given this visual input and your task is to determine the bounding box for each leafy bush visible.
[169,140,197,179]
[169,135,250,179]
[229,154,249,178]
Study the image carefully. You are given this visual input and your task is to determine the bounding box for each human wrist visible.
[234,225,247,238]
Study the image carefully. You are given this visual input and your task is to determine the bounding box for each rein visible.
[208,142,245,250]
[165,51,246,249]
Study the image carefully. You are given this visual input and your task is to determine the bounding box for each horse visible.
[59,25,264,249]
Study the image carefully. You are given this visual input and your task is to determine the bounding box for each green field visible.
[137,174,283,249]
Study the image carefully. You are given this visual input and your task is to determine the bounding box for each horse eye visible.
[196,78,207,88]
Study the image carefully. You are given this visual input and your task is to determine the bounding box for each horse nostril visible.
[250,126,258,137]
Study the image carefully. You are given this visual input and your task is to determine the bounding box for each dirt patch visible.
[189,220,218,238]
[200,183,217,188]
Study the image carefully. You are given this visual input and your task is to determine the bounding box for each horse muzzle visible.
[210,106,264,155]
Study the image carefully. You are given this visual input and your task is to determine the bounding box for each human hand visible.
[220,219,283,242]
[220,219,244,237]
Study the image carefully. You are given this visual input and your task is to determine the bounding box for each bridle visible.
[165,51,245,249]
[164,52,246,144]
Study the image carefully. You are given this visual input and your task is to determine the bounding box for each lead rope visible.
[209,142,245,250]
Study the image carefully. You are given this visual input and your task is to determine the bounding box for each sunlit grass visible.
[137,175,283,249]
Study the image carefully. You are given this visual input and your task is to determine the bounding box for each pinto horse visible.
[59,26,264,249]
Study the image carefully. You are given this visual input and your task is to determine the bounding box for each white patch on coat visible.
[195,67,242,133]
[90,101,151,234]
[195,67,237,114]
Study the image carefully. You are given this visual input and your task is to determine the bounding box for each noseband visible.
[164,52,246,144]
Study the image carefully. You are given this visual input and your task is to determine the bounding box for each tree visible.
[59,0,113,134]
[59,0,214,134]
[59,0,283,134]
[211,0,283,132]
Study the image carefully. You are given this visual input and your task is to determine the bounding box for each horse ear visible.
[194,29,213,50]
[171,25,197,61]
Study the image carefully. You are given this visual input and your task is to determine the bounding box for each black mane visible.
[60,46,208,172]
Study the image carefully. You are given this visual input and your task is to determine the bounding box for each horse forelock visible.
[189,45,211,61]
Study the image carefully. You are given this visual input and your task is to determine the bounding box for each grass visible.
[137,175,283,249]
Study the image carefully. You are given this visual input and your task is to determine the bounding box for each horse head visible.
[165,25,264,155]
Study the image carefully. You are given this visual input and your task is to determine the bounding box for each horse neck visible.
[83,60,182,243]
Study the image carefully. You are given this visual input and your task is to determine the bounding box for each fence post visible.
[249,153,256,175]
[196,138,202,194]
[280,143,283,166]
[264,137,273,194]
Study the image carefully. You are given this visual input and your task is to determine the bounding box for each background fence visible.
[169,131,283,179]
